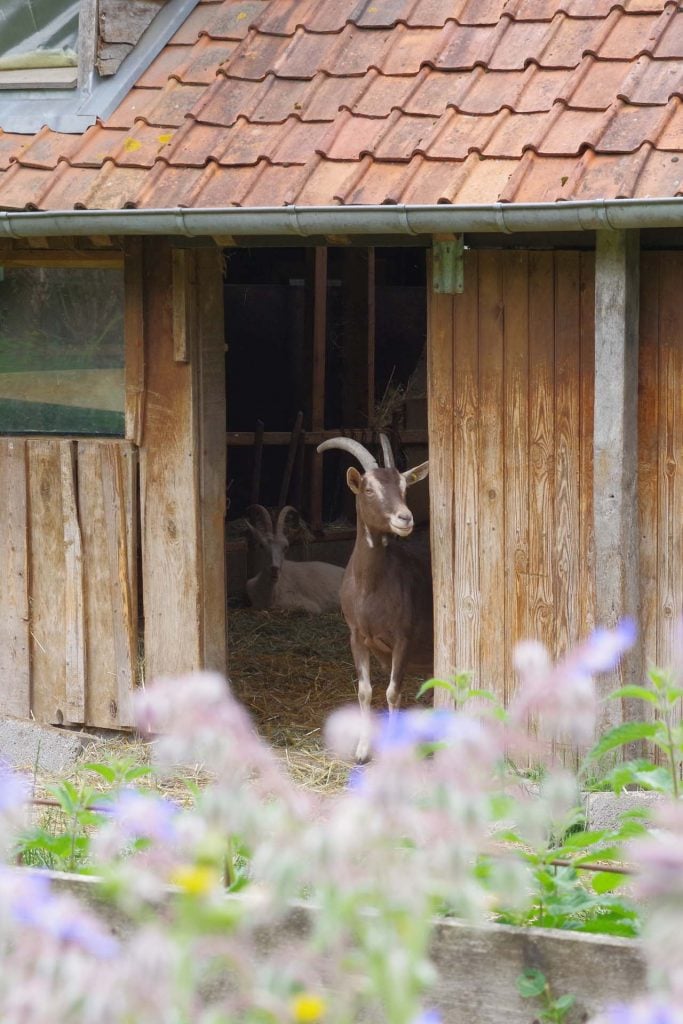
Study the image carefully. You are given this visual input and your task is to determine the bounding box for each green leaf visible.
[516,968,547,999]
[608,685,659,705]
[416,678,456,700]
[587,721,661,761]
[592,871,626,894]
[554,994,576,1012]
[83,763,117,783]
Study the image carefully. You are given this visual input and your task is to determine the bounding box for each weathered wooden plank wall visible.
[639,253,683,686]
[429,250,596,707]
[429,247,683,720]
[0,438,137,727]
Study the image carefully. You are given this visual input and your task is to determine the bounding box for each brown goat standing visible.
[317,436,433,760]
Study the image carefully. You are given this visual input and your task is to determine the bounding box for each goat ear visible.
[403,461,429,487]
[346,466,363,494]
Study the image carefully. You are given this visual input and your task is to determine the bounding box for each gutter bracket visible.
[432,235,464,294]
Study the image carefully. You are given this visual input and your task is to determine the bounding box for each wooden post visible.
[427,253,456,708]
[195,247,227,674]
[593,229,642,733]
[310,247,327,532]
[141,242,226,681]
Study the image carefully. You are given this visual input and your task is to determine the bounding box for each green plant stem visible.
[663,717,680,799]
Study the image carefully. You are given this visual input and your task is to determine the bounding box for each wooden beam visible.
[427,254,456,708]
[140,240,203,680]
[593,229,642,733]
[226,429,429,446]
[124,238,145,445]
[310,247,327,532]
[195,247,227,674]
[0,251,122,269]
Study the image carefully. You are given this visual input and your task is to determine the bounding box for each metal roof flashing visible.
[0,0,200,134]
[3,199,683,240]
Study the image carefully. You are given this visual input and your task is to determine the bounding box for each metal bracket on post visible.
[432,235,464,294]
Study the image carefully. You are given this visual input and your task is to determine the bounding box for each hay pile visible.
[227,608,427,792]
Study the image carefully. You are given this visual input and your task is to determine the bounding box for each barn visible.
[0,0,682,743]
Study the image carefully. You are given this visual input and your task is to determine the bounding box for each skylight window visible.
[0,0,80,90]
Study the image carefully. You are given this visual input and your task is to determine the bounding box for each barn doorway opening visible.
[223,244,430,761]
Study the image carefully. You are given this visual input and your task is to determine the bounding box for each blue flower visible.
[107,788,178,843]
[579,619,637,674]
[0,761,29,813]
[413,1011,442,1024]
[4,868,118,959]
[376,709,456,753]
[604,1001,681,1024]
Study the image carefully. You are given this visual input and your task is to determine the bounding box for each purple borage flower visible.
[375,708,459,753]
[0,760,29,813]
[413,1011,442,1024]
[106,788,178,843]
[600,1001,683,1024]
[1,867,118,959]
[577,618,637,675]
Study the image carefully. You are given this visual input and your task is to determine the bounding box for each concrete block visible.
[585,790,662,831]
[0,717,94,774]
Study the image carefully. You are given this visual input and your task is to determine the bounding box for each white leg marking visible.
[355,648,372,763]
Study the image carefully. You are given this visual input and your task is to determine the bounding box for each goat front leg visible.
[350,630,372,763]
[386,640,410,714]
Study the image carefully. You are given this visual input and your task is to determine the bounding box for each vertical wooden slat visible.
[367,248,376,425]
[310,246,327,532]
[527,252,556,656]
[27,440,67,724]
[172,248,195,364]
[594,230,642,733]
[124,237,145,446]
[477,251,505,698]
[141,239,203,681]
[656,253,683,675]
[196,247,227,674]
[78,440,137,728]
[101,445,136,726]
[0,439,30,717]
[579,253,596,641]
[554,253,581,662]
[503,252,530,704]
[453,252,480,683]
[60,440,86,724]
[638,253,660,673]
[427,256,456,701]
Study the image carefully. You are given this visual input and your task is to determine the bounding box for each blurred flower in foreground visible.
[591,999,683,1024]
[291,992,326,1022]
[0,760,29,813]
[108,788,178,844]
[509,619,636,743]
[0,867,118,959]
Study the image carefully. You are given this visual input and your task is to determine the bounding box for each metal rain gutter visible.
[2,198,683,239]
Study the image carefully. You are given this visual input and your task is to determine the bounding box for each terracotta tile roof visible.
[2,0,683,210]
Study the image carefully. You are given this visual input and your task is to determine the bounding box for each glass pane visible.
[0,0,79,70]
[0,266,125,436]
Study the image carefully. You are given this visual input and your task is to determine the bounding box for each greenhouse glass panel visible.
[0,266,125,436]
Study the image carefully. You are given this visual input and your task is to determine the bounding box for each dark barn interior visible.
[223,245,431,755]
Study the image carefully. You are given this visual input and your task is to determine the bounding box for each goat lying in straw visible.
[317,435,432,761]
[245,505,344,614]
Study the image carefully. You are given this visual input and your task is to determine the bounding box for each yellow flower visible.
[291,993,326,1023]
[170,864,219,896]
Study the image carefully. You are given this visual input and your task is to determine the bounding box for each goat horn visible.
[317,437,378,472]
[379,433,395,469]
[247,504,273,537]
[276,505,299,537]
